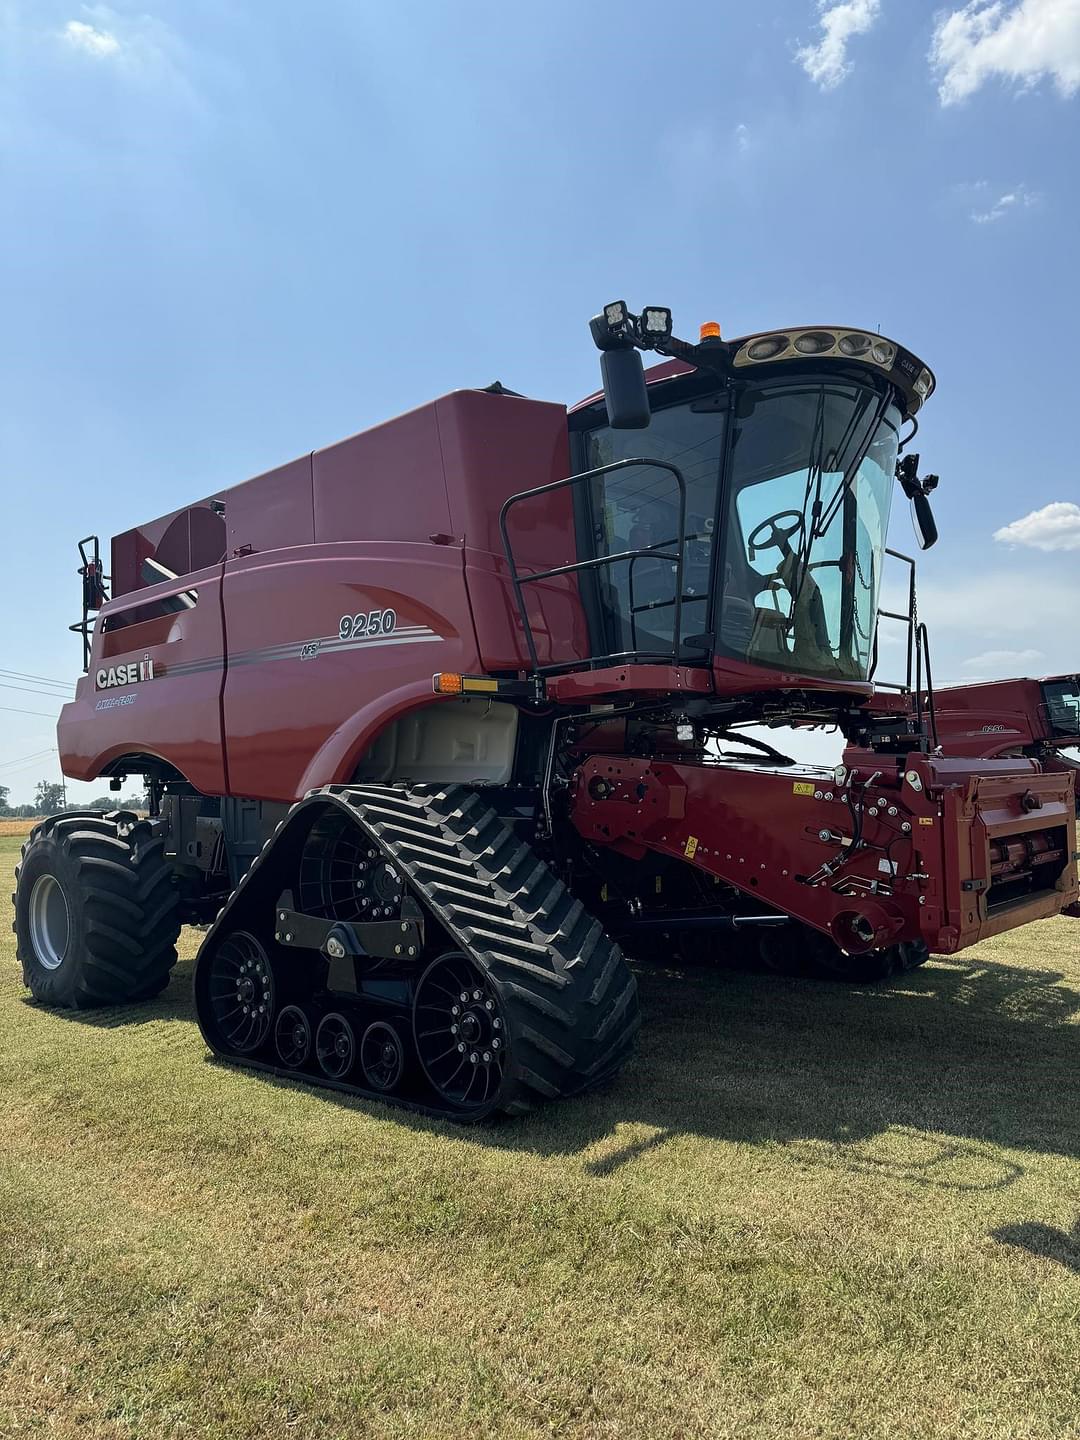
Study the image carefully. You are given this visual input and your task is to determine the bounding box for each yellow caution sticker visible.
[918,816,934,826]
[792,781,815,797]
[684,836,699,859]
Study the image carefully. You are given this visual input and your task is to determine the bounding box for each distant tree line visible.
[0,779,149,818]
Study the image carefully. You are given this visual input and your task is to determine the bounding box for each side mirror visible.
[600,347,650,429]
[910,490,938,551]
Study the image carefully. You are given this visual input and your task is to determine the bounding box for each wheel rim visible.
[360,1021,405,1093]
[413,951,506,1110]
[315,1012,356,1079]
[205,932,275,1054]
[274,1005,312,1069]
[298,814,404,924]
[28,873,70,971]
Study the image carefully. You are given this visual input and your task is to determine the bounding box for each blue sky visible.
[2,0,1079,800]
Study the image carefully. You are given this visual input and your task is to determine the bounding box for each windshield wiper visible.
[785,386,891,635]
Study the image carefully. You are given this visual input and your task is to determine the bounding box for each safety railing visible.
[498,458,688,675]
[871,546,938,745]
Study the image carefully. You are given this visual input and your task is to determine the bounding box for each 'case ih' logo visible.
[96,655,156,689]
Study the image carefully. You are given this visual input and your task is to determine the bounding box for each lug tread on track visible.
[196,783,640,1118]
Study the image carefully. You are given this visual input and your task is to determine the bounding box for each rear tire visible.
[13,811,180,1008]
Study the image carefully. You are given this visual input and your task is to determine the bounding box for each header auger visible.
[12,300,1079,1120]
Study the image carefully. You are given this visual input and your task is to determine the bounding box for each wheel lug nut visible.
[460,992,469,1003]
[492,1038,500,1049]
[482,1051,491,1062]
[451,1005,460,1015]
[493,1018,501,1029]
[484,1000,494,1011]
[472,990,482,1001]
[451,1024,458,1034]
[457,1043,466,1053]
[469,1053,479,1064]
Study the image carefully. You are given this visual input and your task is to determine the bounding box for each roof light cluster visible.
[734,328,908,372]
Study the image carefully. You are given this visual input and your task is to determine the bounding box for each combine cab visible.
[12,302,1079,1119]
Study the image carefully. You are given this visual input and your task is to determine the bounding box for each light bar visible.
[733,328,901,373]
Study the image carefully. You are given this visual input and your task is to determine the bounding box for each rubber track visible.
[13,810,180,1008]
[197,784,640,1118]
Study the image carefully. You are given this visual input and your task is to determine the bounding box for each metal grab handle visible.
[498,457,688,675]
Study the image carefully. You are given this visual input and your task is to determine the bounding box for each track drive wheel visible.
[414,951,508,1113]
[13,811,180,1008]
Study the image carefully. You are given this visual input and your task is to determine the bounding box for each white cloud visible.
[797,0,881,90]
[994,501,1080,551]
[931,0,1080,106]
[735,122,751,152]
[969,184,1039,222]
[61,19,120,58]
[962,647,1045,669]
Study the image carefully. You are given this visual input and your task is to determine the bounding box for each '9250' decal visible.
[338,608,397,640]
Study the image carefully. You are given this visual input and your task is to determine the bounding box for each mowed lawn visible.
[2,830,1080,1439]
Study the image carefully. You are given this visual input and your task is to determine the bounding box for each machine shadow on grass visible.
[40,943,1080,1184]
[993,1218,1080,1272]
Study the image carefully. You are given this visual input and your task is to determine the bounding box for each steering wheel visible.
[748,510,806,558]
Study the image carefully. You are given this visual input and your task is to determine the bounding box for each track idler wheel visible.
[204,932,275,1053]
[413,950,508,1114]
[360,1021,407,1093]
[274,1005,313,1069]
[316,1012,357,1080]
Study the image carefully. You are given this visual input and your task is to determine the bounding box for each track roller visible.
[360,1020,408,1093]
[316,1012,357,1079]
[274,1005,312,1069]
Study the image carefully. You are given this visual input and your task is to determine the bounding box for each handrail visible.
[498,458,688,675]
[870,547,917,692]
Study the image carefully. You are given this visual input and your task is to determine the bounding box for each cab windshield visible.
[581,375,900,682]
[720,380,899,681]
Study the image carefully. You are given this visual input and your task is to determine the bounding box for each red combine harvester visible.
[13,304,1080,1119]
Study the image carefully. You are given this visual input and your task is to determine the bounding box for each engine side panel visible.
[58,562,228,795]
[220,541,484,802]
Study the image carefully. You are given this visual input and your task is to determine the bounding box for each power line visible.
[0,747,57,770]
[0,681,75,701]
[0,668,74,690]
[0,757,60,777]
[0,704,61,718]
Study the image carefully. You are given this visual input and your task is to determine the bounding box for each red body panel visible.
[221,541,479,802]
[571,752,1078,954]
[61,389,592,799]
[58,564,228,796]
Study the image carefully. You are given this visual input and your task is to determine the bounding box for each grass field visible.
[2,831,1079,1438]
